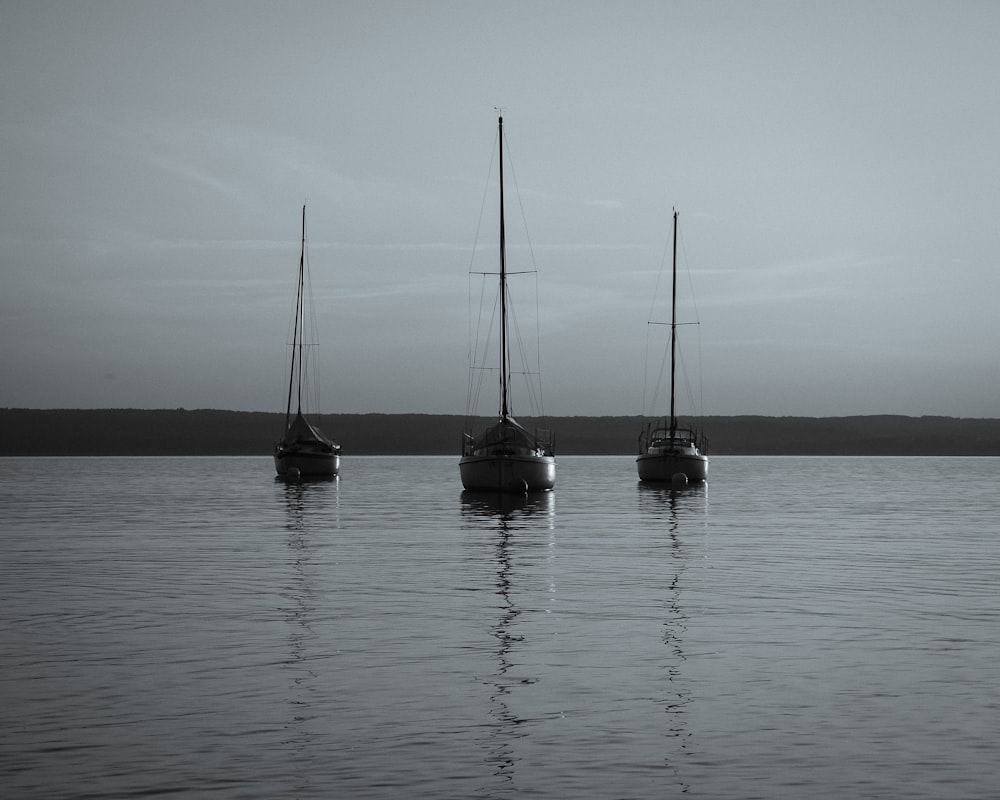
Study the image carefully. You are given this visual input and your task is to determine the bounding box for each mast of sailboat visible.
[297,205,307,416]
[284,204,307,429]
[498,115,510,421]
[669,208,678,439]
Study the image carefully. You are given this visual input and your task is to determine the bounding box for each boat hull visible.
[274,451,340,478]
[636,452,708,483]
[459,454,556,493]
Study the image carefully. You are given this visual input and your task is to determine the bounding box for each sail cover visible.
[281,411,336,447]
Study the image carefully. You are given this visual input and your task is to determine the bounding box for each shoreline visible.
[3,409,1000,457]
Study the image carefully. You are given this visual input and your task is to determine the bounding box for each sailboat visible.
[274,205,340,479]
[636,209,708,484]
[460,115,555,493]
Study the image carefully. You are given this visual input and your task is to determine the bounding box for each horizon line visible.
[3,407,997,421]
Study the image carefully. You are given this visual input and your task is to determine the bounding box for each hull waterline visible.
[636,452,707,483]
[274,451,340,478]
[460,453,555,493]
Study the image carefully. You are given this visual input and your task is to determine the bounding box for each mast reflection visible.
[637,482,706,794]
[460,490,555,791]
[276,476,339,775]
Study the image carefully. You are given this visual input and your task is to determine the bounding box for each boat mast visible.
[284,205,306,428]
[498,115,510,421]
[669,209,678,438]
[297,205,306,416]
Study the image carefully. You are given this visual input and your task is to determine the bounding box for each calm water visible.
[2,455,998,799]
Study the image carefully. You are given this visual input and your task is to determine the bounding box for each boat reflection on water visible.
[637,480,706,794]
[460,489,555,520]
[460,490,554,790]
[636,478,708,506]
[274,471,338,485]
[276,476,339,768]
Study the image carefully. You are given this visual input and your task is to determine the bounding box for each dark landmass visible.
[3,408,1000,456]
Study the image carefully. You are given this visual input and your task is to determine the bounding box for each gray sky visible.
[3,0,998,417]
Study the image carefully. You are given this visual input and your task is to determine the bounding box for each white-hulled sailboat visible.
[460,115,555,493]
[637,209,708,484]
[274,205,340,479]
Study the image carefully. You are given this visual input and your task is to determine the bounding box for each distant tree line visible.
[3,409,1000,456]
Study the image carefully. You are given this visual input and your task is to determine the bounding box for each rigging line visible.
[644,321,677,417]
[466,275,499,421]
[503,136,540,276]
[508,276,546,419]
[662,327,704,424]
[470,274,492,372]
[301,210,310,415]
[677,225,703,324]
[289,206,308,418]
[642,320,653,417]
[643,324,666,418]
[642,217,673,417]
[465,124,504,424]
[468,127,500,275]
[652,323,670,418]
[475,289,500,416]
[498,123,540,275]
[648,321,700,414]
[466,130,499,377]
[646,231,672,324]
[696,318,706,417]
[281,281,298,415]
[676,227,706,419]
[532,261,546,420]
[465,274,484,421]
[303,212,324,416]
[507,295,537,418]
[500,130,547,420]
[676,340,695,417]
[472,269,535,275]
[506,286,525,416]
[679,228,707,418]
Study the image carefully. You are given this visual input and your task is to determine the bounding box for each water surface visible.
[2,456,998,798]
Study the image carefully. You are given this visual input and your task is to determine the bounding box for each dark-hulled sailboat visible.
[274,205,340,478]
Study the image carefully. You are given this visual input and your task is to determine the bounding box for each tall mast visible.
[284,205,306,427]
[498,115,510,420]
[296,204,306,415]
[669,209,678,438]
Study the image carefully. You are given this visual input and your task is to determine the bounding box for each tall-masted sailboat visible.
[637,210,708,484]
[274,205,341,479]
[460,116,555,493]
